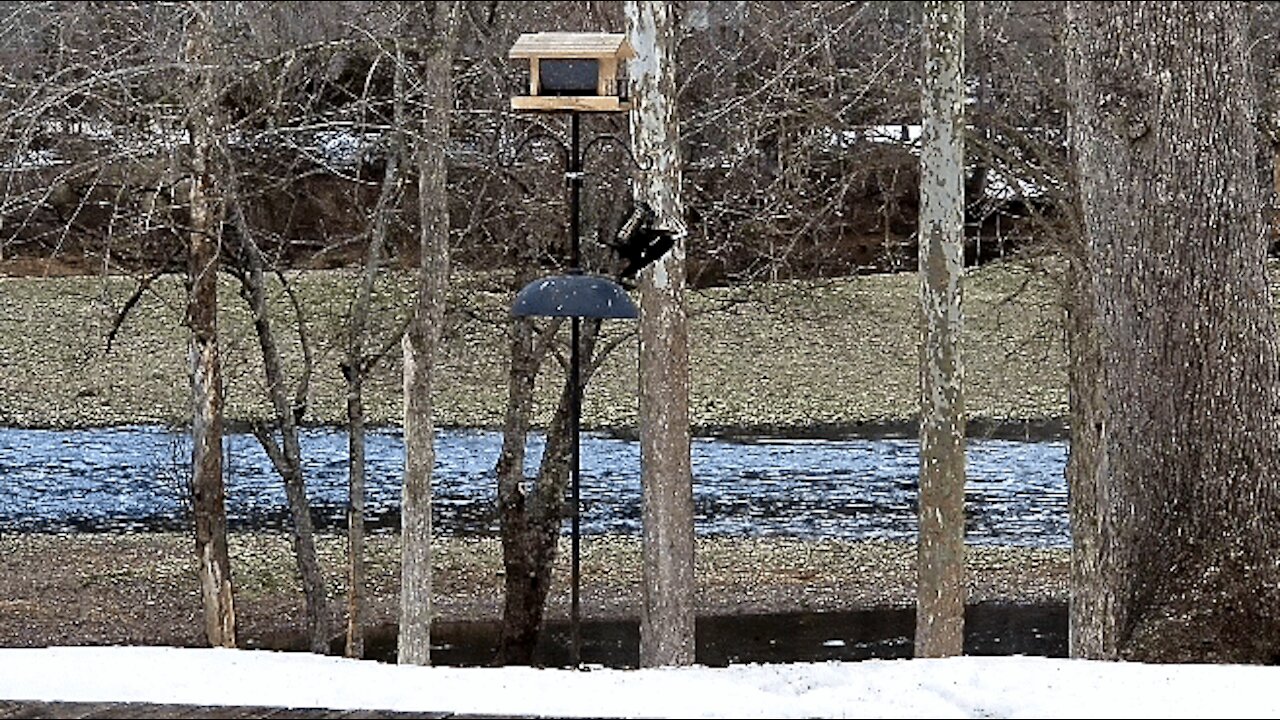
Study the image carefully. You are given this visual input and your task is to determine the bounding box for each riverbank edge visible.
[0,416,1071,442]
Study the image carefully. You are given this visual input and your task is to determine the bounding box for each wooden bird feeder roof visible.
[509,32,636,60]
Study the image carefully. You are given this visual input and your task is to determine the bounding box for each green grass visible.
[0,258,1071,431]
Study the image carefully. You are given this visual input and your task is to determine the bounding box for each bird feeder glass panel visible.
[540,59,600,96]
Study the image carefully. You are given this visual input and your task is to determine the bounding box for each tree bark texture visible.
[915,0,966,660]
[345,369,367,659]
[1273,147,1279,246]
[184,9,235,650]
[626,0,696,668]
[229,202,330,655]
[1064,0,1280,663]
[496,316,603,665]
[495,317,544,664]
[346,41,406,661]
[398,1,459,667]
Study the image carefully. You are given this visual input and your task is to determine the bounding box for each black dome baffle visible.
[512,273,639,319]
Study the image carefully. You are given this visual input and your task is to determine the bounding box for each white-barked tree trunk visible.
[915,0,967,659]
[399,0,460,667]
[626,0,696,668]
[184,3,236,649]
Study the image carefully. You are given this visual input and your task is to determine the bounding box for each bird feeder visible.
[509,32,635,113]
[507,29,641,668]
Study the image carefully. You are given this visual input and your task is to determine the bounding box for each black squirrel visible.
[605,201,682,281]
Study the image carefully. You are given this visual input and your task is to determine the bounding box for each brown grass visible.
[0,258,1069,431]
[0,531,1067,652]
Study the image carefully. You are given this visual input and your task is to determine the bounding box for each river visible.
[0,426,1068,546]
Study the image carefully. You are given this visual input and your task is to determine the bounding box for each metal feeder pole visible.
[568,110,583,668]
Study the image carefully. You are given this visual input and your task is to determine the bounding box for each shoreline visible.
[0,416,1071,443]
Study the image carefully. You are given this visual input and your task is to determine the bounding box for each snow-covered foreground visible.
[1,646,1275,718]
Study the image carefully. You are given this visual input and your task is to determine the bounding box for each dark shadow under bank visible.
[333,602,1067,668]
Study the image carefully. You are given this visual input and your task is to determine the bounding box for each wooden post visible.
[599,57,617,96]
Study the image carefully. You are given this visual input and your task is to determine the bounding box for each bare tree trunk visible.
[344,371,367,658]
[345,42,407,661]
[626,0,696,668]
[1064,0,1280,663]
[398,0,460,666]
[225,197,330,654]
[915,0,966,659]
[184,4,235,650]
[1266,13,1280,252]
[496,316,603,665]
[1273,146,1279,247]
[494,317,545,663]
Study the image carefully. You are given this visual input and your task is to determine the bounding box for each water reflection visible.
[0,426,1068,546]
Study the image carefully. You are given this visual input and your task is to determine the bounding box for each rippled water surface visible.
[0,426,1068,546]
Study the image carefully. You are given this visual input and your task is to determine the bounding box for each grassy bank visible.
[0,259,1069,431]
[0,530,1069,650]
